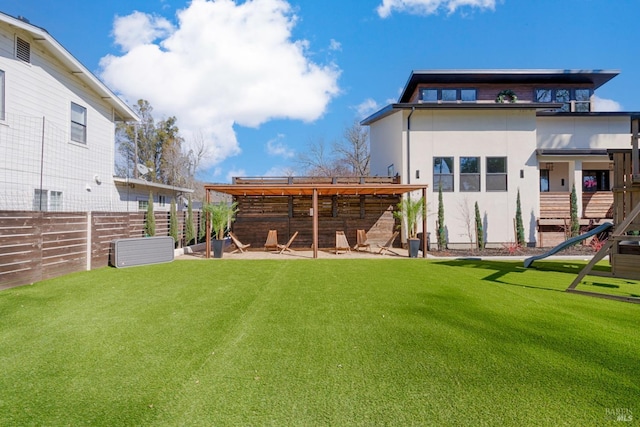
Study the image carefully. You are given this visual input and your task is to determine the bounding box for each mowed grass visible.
[0,259,639,426]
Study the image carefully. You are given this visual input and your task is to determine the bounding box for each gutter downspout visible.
[407,106,415,184]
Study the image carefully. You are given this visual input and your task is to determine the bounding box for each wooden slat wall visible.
[1,210,195,289]
[232,194,399,249]
[582,192,614,219]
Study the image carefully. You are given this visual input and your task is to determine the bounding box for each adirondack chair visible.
[229,232,250,253]
[264,230,278,251]
[353,229,371,252]
[377,231,399,255]
[335,231,351,254]
[277,231,299,254]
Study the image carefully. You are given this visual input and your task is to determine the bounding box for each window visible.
[583,170,610,192]
[535,88,592,112]
[540,169,550,192]
[575,89,591,112]
[138,199,149,211]
[159,195,166,207]
[33,189,47,211]
[420,88,477,103]
[434,157,454,191]
[50,191,63,211]
[486,157,507,191]
[70,102,87,144]
[460,157,480,191]
[0,69,4,121]
[16,37,30,63]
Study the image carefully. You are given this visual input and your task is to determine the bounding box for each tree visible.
[334,121,370,176]
[515,189,525,246]
[475,201,484,250]
[393,195,425,239]
[169,198,179,247]
[296,122,370,177]
[570,183,579,238]
[115,99,195,188]
[144,191,156,237]
[437,186,447,250]
[185,196,196,246]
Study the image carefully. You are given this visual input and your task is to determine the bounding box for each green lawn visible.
[0,259,638,426]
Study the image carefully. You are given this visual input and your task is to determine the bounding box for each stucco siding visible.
[537,116,630,150]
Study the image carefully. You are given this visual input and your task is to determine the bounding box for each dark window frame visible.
[434,157,454,192]
[486,157,508,192]
[459,156,480,192]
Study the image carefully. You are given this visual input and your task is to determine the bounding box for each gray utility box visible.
[111,236,174,268]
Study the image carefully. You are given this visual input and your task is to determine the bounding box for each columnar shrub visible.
[185,197,196,246]
[145,191,156,237]
[437,186,447,250]
[169,198,179,247]
[516,189,525,246]
[570,184,579,238]
[475,201,484,250]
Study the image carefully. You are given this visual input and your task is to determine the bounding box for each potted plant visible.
[393,195,426,258]
[203,201,238,258]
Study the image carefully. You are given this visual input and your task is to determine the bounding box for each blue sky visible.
[2,0,639,182]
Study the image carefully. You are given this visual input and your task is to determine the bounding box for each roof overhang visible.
[114,177,194,194]
[204,183,427,197]
[537,149,609,157]
[1,12,139,122]
[361,102,561,126]
[399,69,620,103]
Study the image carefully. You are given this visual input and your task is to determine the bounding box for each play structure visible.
[564,140,640,303]
[523,222,613,268]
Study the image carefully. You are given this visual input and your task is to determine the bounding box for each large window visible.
[421,88,477,102]
[460,157,480,192]
[70,102,87,144]
[486,157,507,191]
[434,157,454,191]
[583,170,610,192]
[535,88,592,112]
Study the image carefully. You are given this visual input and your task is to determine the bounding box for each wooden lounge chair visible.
[353,229,371,252]
[335,231,351,254]
[264,230,278,251]
[277,231,299,254]
[377,231,400,255]
[229,232,250,253]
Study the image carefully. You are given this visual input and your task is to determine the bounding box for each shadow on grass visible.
[437,259,566,293]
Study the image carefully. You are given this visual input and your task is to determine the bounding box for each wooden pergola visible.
[204,180,429,258]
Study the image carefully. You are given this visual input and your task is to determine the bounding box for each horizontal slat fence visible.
[1,210,200,289]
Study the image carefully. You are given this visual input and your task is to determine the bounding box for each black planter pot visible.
[212,239,225,258]
[408,238,420,258]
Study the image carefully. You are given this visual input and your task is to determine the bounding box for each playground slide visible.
[523,222,613,268]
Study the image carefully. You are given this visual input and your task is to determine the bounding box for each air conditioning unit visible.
[111,236,174,268]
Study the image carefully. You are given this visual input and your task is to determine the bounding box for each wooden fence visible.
[0,210,203,290]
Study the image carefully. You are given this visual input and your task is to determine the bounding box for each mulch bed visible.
[430,244,597,258]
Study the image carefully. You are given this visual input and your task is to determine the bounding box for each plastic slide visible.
[523,222,613,268]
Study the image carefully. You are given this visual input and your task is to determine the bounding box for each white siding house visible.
[363,70,638,248]
[0,12,142,212]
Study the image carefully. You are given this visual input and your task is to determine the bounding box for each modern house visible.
[0,12,192,213]
[362,69,640,248]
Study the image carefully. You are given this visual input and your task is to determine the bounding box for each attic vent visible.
[16,37,30,63]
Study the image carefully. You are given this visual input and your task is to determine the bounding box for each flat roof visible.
[399,69,620,103]
[204,183,427,197]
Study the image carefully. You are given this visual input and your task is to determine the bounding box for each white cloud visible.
[266,134,295,158]
[111,11,174,51]
[377,0,497,18]
[226,168,246,183]
[593,95,623,112]
[100,0,341,169]
[329,39,342,51]
[354,98,381,118]
[264,166,294,176]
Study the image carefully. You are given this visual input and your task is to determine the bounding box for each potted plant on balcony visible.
[393,195,426,258]
[203,201,238,258]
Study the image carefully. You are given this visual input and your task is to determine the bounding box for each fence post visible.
[86,211,92,271]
